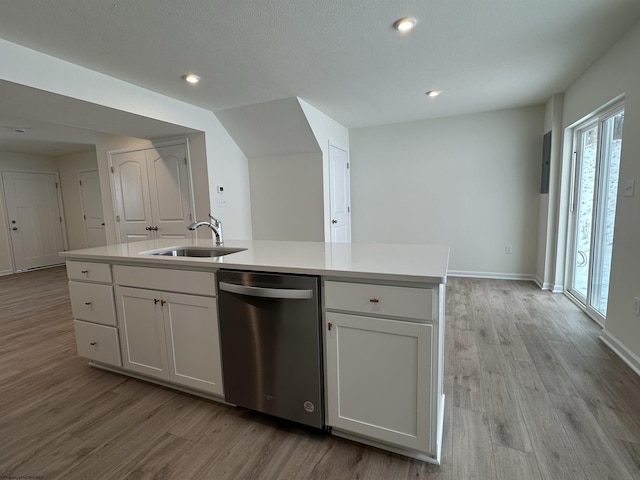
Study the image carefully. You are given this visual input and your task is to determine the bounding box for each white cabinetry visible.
[67,260,121,367]
[324,280,442,462]
[113,266,222,396]
[110,142,194,244]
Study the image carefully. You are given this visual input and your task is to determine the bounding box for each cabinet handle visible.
[154,298,159,304]
[90,342,97,346]
[81,270,89,274]
[153,226,159,231]
[369,298,380,303]
[328,322,333,331]
[160,300,166,306]
[84,301,92,306]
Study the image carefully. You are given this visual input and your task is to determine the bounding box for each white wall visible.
[559,20,640,370]
[350,106,544,277]
[536,94,564,290]
[299,99,350,241]
[249,153,324,241]
[0,152,61,274]
[0,38,253,242]
[56,150,100,250]
[217,98,324,241]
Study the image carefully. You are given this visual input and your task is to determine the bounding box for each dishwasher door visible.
[217,270,323,428]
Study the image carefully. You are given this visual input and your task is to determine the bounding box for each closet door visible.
[111,150,154,244]
[146,143,193,240]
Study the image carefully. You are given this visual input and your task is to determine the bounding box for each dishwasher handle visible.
[219,281,314,300]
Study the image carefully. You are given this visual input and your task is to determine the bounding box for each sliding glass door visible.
[568,106,624,320]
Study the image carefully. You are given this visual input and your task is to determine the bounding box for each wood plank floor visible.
[1,268,639,479]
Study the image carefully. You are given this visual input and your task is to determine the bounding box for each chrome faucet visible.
[188,214,224,246]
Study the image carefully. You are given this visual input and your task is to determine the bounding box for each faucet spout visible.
[187,214,224,246]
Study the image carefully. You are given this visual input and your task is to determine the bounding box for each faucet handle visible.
[208,213,221,224]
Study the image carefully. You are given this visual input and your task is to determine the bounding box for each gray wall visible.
[350,105,545,277]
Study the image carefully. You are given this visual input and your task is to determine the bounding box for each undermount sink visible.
[142,246,247,258]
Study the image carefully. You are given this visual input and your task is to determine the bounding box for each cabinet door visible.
[146,144,193,240]
[111,150,154,244]
[325,312,433,453]
[163,292,223,396]
[115,286,169,379]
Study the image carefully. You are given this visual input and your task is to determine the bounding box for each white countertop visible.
[60,239,450,284]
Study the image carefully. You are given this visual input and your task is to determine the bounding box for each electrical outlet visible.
[504,245,513,255]
[634,296,640,316]
[622,179,635,197]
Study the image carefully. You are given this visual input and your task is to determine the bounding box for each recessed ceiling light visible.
[394,17,417,32]
[182,73,201,84]
[425,90,441,98]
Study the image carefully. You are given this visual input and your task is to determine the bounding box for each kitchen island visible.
[60,239,449,464]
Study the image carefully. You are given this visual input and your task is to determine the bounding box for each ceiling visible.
[0,0,639,155]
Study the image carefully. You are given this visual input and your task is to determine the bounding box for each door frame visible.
[563,100,624,325]
[0,169,68,273]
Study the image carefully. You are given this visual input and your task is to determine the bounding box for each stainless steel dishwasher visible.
[217,270,324,428]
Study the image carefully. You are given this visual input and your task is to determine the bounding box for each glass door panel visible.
[571,124,598,300]
[590,111,623,315]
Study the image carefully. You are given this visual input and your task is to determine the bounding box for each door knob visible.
[331,219,338,224]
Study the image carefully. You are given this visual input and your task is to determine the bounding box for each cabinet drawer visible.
[67,261,112,283]
[324,281,434,321]
[69,281,116,326]
[74,320,122,366]
[113,265,216,296]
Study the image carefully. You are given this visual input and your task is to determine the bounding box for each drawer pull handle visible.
[84,301,92,306]
[369,298,380,303]
[90,342,97,346]
[81,270,89,274]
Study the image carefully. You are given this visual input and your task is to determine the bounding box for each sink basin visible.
[143,246,247,258]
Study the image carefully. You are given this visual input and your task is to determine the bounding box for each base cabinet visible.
[325,312,434,454]
[115,286,222,396]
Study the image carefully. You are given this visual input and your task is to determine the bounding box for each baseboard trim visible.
[0,269,13,277]
[599,330,640,377]
[447,270,536,282]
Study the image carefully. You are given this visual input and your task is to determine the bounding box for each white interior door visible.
[146,143,193,240]
[79,170,106,248]
[111,149,153,244]
[2,171,65,271]
[329,144,351,242]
